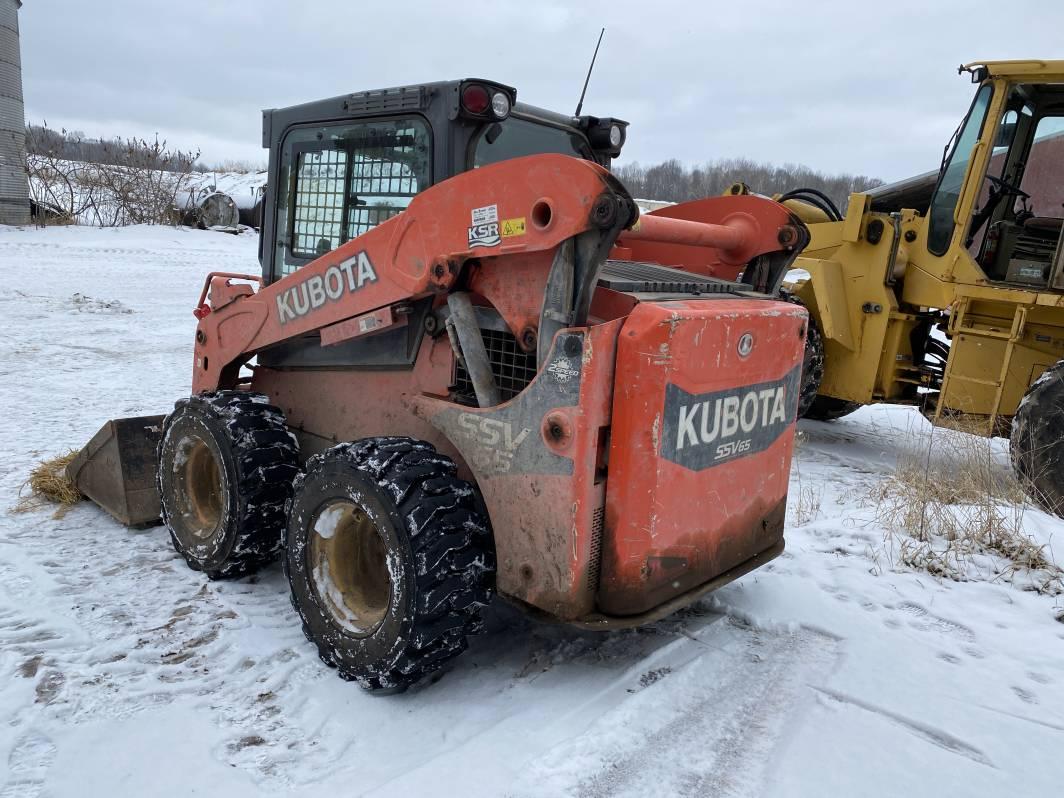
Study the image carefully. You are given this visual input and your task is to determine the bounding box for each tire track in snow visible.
[0,730,57,798]
[0,503,345,790]
[506,621,840,798]
[0,228,356,790]
[811,686,993,767]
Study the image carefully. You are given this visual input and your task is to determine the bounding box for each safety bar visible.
[194,272,262,317]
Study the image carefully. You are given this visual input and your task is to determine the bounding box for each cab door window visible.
[291,148,347,258]
[1020,115,1064,214]
[275,117,431,278]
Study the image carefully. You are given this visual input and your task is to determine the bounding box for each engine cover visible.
[599,298,806,615]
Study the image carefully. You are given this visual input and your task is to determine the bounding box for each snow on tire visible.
[782,290,839,420]
[1011,359,1064,516]
[796,311,825,419]
[284,437,495,693]
[157,390,300,579]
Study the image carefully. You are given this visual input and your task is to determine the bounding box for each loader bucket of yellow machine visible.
[66,415,166,526]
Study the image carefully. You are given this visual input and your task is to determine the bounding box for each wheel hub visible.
[308,500,392,635]
[177,434,223,539]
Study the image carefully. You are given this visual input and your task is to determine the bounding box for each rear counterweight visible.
[599,300,807,615]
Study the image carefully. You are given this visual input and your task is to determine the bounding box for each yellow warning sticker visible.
[501,217,526,237]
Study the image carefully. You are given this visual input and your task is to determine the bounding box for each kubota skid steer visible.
[72,79,810,691]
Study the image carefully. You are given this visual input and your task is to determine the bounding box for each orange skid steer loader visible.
[70,79,810,691]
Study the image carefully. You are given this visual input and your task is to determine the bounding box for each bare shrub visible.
[25,124,94,225]
[24,121,200,227]
[871,419,1062,594]
[82,135,201,226]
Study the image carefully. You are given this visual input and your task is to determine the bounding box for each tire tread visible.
[158,390,299,579]
[287,436,494,692]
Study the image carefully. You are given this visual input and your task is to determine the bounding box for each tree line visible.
[26,123,199,172]
[614,157,883,211]
[23,122,884,225]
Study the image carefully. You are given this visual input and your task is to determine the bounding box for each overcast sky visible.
[17,0,1064,183]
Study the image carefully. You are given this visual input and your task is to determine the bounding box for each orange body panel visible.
[601,300,805,615]
[415,321,621,619]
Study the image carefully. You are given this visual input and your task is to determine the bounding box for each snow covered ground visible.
[1,224,1063,797]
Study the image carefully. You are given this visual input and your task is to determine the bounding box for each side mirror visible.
[484,123,503,145]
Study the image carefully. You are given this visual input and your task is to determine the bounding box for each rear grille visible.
[343,86,424,114]
[587,507,604,592]
[453,329,538,402]
[598,259,743,294]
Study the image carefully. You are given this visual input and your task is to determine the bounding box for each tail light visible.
[462,84,491,115]
[459,82,512,120]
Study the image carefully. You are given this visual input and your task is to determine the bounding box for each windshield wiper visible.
[940,123,961,173]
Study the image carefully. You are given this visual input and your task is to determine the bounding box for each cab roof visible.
[262,78,582,147]
[963,60,1064,80]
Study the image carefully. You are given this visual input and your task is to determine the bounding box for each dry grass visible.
[792,483,823,526]
[871,420,1063,595]
[789,435,822,526]
[15,451,83,516]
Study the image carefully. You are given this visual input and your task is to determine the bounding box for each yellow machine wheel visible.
[1010,361,1064,516]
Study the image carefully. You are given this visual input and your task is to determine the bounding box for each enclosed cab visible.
[258,79,627,289]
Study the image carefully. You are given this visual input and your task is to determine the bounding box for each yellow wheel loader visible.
[736,60,1064,514]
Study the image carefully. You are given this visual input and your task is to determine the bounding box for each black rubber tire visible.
[782,291,862,422]
[797,313,825,419]
[781,290,830,419]
[1010,360,1064,516]
[804,395,862,422]
[284,437,495,692]
[157,391,300,579]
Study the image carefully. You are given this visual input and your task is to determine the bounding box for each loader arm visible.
[616,194,809,289]
[191,154,637,394]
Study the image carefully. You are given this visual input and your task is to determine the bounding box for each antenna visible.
[574,27,605,117]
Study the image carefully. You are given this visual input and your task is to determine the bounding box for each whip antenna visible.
[575,27,605,116]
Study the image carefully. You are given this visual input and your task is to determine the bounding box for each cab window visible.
[927,85,993,256]
[962,84,1064,283]
[1020,114,1064,210]
[473,117,591,168]
[275,117,431,278]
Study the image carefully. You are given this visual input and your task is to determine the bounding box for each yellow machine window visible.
[928,85,993,256]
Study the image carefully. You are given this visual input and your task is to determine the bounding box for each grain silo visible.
[0,0,28,225]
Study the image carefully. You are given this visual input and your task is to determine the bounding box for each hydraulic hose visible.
[779,188,843,222]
